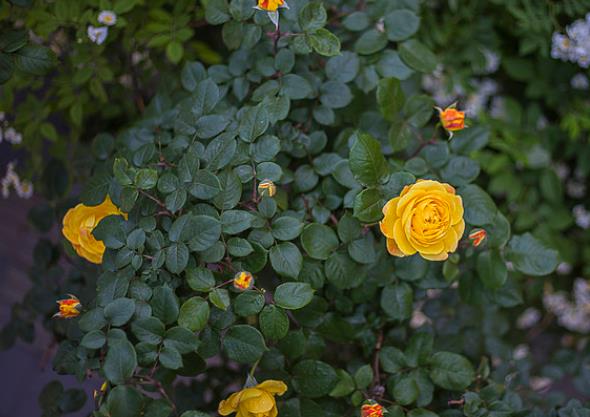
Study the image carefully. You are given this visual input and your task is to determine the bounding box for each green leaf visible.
[223,325,267,364]
[195,115,229,139]
[459,184,497,226]
[233,291,265,317]
[308,29,341,57]
[380,346,407,374]
[300,223,339,260]
[274,282,314,310]
[209,288,230,310]
[349,131,389,186]
[292,360,338,398]
[428,351,475,390]
[80,330,106,349]
[299,2,327,32]
[159,345,183,369]
[326,51,359,83]
[407,409,439,417]
[107,386,143,417]
[384,10,420,41]
[320,81,352,109]
[399,40,437,73]
[13,45,55,75]
[150,286,179,325]
[0,30,28,53]
[104,339,137,385]
[353,188,384,223]
[259,305,289,340]
[166,41,184,63]
[269,242,303,279]
[227,237,254,257]
[329,370,355,397]
[477,249,508,289]
[392,373,418,405]
[506,233,559,276]
[188,215,221,251]
[271,216,304,241]
[239,105,269,142]
[178,297,210,331]
[166,242,189,274]
[325,252,363,289]
[377,78,405,122]
[381,283,413,321]
[135,169,158,190]
[104,298,136,326]
[354,29,387,55]
[186,267,216,291]
[354,365,373,390]
[131,317,165,344]
[221,210,255,234]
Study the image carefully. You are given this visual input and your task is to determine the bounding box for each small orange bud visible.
[233,271,254,291]
[361,402,385,417]
[53,294,81,319]
[257,0,286,11]
[469,229,487,247]
[258,179,277,197]
[436,103,466,138]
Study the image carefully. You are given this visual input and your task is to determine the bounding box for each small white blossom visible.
[481,49,500,74]
[517,308,541,329]
[530,376,552,392]
[571,73,590,89]
[98,10,117,26]
[87,26,108,45]
[551,16,590,67]
[513,344,529,360]
[556,262,573,275]
[409,310,430,329]
[15,179,33,199]
[1,161,32,199]
[573,204,590,229]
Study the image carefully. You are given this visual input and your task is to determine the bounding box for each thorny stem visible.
[137,375,177,415]
[139,189,171,213]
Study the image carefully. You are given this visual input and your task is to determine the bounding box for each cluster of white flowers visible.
[87,11,117,45]
[1,161,34,199]
[422,64,501,118]
[543,279,590,333]
[0,112,22,145]
[573,205,590,229]
[551,14,590,67]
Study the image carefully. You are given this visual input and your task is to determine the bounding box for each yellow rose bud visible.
[233,271,254,291]
[53,294,81,319]
[468,228,487,247]
[379,179,465,261]
[218,380,287,417]
[62,195,127,264]
[257,179,277,197]
[436,103,466,138]
[256,0,286,12]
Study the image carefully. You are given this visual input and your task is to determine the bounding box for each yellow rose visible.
[219,380,287,417]
[379,180,465,261]
[62,195,126,264]
[257,0,285,12]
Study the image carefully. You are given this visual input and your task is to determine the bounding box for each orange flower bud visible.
[233,271,254,291]
[436,103,466,137]
[468,228,487,247]
[53,294,81,319]
[256,0,286,12]
[361,402,385,417]
[258,179,277,197]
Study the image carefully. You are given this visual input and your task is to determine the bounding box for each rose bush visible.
[1,0,589,417]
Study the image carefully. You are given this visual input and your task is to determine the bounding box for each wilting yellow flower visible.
[436,103,466,137]
[256,0,286,12]
[53,295,81,319]
[233,271,254,291]
[361,402,385,417]
[219,380,287,417]
[62,195,127,264]
[468,228,487,247]
[379,180,465,261]
[258,179,276,197]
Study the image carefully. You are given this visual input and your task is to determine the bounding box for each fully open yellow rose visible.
[379,180,465,261]
[219,380,287,417]
[62,195,126,264]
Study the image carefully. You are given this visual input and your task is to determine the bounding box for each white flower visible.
[513,344,529,360]
[482,49,500,74]
[87,26,108,45]
[556,262,573,275]
[573,204,590,229]
[517,308,541,329]
[530,377,552,392]
[98,10,117,26]
[3,127,22,144]
[15,179,33,199]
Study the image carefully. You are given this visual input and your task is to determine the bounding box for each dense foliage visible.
[1,0,589,417]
